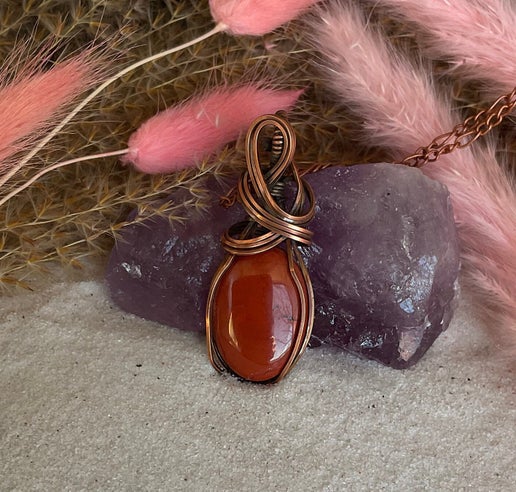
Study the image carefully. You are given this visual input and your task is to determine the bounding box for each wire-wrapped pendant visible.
[206,114,315,383]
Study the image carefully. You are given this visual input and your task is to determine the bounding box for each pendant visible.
[206,114,316,383]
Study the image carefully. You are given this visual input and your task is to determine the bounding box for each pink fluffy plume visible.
[308,1,516,358]
[124,84,303,173]
[367,0,516,95]
[0,51,98,174]
[210,0,322,36]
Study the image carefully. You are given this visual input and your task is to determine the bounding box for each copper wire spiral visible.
[222,114,316,256]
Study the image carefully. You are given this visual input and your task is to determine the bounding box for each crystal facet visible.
[106,164,460,368]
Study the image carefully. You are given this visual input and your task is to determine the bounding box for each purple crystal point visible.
[106,164,460,368]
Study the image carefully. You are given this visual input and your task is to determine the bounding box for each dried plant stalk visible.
[0,1,359,290]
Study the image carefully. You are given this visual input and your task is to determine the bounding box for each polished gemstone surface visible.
[212,248,301,382]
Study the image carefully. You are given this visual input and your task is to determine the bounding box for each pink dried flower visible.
[0,53,97,174]
[123,84,303,173]
[308,1,516,358]
[368,0,516,95]
[210,0,323,36]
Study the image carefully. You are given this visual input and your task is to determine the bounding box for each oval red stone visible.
[212,248,303,382]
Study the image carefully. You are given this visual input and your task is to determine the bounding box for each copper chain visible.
[401,86,516,167]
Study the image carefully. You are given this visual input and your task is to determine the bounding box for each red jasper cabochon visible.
[212,248,303,382]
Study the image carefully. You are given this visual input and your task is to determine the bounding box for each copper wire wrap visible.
[206,113,316,383]
[222,114,316,255]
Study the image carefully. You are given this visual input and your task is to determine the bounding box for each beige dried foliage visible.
[0,1,353,290]
[0,1,511,291]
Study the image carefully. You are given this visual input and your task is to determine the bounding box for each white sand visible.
[1,280,514,491]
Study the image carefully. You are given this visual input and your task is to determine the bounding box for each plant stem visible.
[0,23,225,189]
[0,149,129,208]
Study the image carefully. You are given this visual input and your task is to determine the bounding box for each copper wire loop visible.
[222,114,316,256]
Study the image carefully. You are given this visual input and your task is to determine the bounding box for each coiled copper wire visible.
[206,113,316,383]
[222,114,316,256]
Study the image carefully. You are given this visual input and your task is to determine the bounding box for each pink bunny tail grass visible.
[369,0,516,95]
[309,1,516,358]
[124,84,303,174]
[210,0,322,36]
[0,51,99,173]
[307,1,455,153]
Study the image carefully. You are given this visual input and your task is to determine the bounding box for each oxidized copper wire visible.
[206,113,315,383]
[401,86,516,167]
[223,115,315,255]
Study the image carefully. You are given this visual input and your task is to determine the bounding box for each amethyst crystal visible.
[106,164,460,368]
[106,188,240,335]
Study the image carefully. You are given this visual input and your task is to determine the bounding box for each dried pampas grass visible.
[367,0,516,95]
[307,1,516,357]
